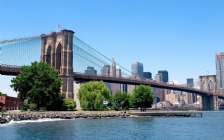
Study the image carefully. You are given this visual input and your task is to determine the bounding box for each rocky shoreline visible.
[0,111,130,124]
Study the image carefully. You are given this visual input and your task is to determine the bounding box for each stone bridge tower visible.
[199,75,218,110]
[40,30,74,98]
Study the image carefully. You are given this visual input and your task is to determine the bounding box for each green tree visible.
[10,61,63,111]
[113,90,130,111]
[63,98,76,111]
[0,92,7,96]
[130,85,154,111]
[78,81,111,111]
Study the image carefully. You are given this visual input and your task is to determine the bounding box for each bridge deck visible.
[1,64,224,99]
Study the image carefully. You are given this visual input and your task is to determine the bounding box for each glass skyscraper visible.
[131,61,143,78]
[216,52,224,94]
[158,70,169,83]
[85,66,97,75]
[187,78,197,104]
[143,72,152,79]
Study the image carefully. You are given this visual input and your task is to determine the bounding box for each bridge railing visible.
[0,64,22,75]
[0,64,22,68]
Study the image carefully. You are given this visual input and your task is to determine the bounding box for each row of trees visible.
[78,81,154,111]
[10,61,153,111]
[0,92,7,96]
[11,62,76,111]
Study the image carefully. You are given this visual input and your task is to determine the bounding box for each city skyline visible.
[1,0,224,97]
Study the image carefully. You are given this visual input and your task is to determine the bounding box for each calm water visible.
[1,111,224,140]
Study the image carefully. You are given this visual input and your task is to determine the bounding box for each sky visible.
[0,0,224,97]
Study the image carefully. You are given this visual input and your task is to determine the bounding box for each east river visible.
[1,111,224,140]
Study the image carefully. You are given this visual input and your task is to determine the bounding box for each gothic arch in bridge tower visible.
[55,42,62,71]
[208,80,213,92]
[200,75,216,93]
[45,44,51,64]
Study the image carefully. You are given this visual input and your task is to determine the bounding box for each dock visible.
[128,111,203,117]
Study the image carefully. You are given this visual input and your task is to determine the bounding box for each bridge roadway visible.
[1,64,224,99]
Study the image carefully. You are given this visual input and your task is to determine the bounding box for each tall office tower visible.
[110,58,116,77]
[110,59,120,95]
[154,74,161,82]
[131,61,144,78]
[101,65,111,92]
[101,65,110,76]
[143,72,152,79]
[158,70,169,83]
[116,68,121,77]
[85,66,97,75]
[216,52,224,95]
[186,78,194,104]
[154,74,165,102]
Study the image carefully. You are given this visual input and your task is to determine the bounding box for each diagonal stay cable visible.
[74,36,133,74]
[74,45,131,77]
[74,45,108,66]
[0,36,40,44]
[73,52,103,69]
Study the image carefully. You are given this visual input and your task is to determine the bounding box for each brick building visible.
[0,96,24,111]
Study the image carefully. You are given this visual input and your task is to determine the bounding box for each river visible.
[1,111,224,140]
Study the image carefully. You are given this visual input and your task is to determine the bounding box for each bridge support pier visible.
[61,76,74,99]
[201,95,219,110]
[213,95,219,110]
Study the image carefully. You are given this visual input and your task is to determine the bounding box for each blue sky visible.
[0,0,224,97]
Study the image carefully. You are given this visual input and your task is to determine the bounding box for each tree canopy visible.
[63,98,76,111]
[0,92,7,96]
[11,61,63,111]
[78,81,111,111]
[113,90,130,111]
[130,85,154,111]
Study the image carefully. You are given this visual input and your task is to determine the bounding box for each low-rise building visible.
[0,96,24,111]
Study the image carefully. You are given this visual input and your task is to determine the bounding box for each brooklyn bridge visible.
[0,30,223,110]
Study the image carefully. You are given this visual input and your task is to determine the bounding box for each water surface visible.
[1,111,224,140]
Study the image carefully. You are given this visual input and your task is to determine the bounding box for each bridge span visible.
[1,64,224,100]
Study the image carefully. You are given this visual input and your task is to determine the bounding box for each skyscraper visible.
[85,66,97,75]
[187,78,194,104]
[216,52,224,95]
[116,68,121,77]
[154,74,161,82]
[101,65,111,93]
[187,78,194,87]
[101,65,110,76]
[154,74,165,102]
[158,70,169,82]
[110,58,116,77]
[110,58,120,95]
[143,72,152,79]
[131,61,143,78]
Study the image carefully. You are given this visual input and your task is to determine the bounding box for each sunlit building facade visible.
[216,52,224,95]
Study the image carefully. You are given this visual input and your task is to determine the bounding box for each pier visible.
[128,111,203,117]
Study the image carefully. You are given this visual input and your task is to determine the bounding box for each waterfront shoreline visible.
[0,110,203,124]
[0,111,130,124]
